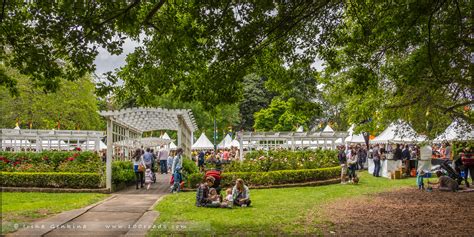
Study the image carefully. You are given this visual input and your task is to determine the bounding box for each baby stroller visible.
[440,159,466,186]
[205,170,222,193]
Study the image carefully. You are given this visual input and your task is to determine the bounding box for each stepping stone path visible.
[9,173,171,237]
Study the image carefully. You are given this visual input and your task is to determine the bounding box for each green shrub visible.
[0,151,102,172]
[187,166,340,188]
[182,157,199,174]
[220,149,338,172]
[0,172,103,188]
[112,161,135,184]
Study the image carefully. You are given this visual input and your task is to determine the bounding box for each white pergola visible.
[99,107,197,190]
[237,131,348,160]
[0,129,104,151]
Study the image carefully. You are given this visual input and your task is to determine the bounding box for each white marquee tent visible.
[192,133,214,150]
[434,120,474,142]
[345,124,365,144]
[217,134,233,149]
[230,139,240,148]
[160,132,177,150]
[322,125,335,133]
[372,121,426,144]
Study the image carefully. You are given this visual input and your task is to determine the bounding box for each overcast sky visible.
[93,38,140,76]
[93,38,325,76]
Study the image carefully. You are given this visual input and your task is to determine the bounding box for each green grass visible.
[150,172,415,236]
[1,192,109,234]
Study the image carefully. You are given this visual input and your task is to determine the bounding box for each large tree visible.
[238,73,274,131]
[319,0,473,137]
[1,1,471,134]
[0,66,103,130]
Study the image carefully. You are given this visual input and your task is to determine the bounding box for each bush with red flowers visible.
[0,151,102,173]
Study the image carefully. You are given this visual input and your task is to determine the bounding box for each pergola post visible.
[238,131,243,162]
[106,118,113,191]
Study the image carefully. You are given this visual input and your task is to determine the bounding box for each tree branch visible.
[97,0,141,28]
[0,0,6,23]
[443,100,474,113]
[385,96,422,109]
[144,0,166,30]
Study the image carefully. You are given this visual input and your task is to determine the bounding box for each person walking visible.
[133,148,145,189]
[338,145,348,184]
[357,145,367,170]
[373,144,381,177]
[158,145,169,174]
[143,148,154,169]
[171,148,184,193]
[167,150,174,174]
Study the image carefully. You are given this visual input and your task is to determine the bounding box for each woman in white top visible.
[133,148,146,189]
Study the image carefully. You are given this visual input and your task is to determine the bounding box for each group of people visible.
[132,146,184,192]
[337,144,368,184]
[195,177,251,208]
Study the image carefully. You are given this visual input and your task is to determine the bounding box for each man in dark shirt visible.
[402,145,411,176]
[357,146,367,170]
[393,144,403,160]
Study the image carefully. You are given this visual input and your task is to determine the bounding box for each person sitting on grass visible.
[221,188,233,208]
[208,188,221,206]
[196,176,215,207]
[428,171,459,192]
[232,178,251,207]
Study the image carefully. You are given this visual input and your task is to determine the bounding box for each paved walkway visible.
[10,173,171,237]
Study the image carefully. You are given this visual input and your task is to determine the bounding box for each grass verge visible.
[1,192,109,234]
[150,172,415,236]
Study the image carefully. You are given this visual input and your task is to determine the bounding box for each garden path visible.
[9,173,171,237]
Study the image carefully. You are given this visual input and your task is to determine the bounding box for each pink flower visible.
[68,157,74,161]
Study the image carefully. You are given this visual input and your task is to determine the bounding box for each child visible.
[145,167,153,190]
[208,188,221,206]
[221,188,233,208]
[417,170,425,191]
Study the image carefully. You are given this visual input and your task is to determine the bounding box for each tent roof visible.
[322,125,334,133]
[192,133,214,150]
[372,121,425,143]
[160,132,172,140]
[434,120,474,142]
[345,134,365,143]
[230,139,240,148]
[169,141,177,150]
[217,134,233,148]
[345,124,365,143]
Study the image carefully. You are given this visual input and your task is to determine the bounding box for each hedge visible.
[186,166,340,188]
[0,172,103,188]
[112,161,135,184]
[0,151,102,173]
[218,149,339,172]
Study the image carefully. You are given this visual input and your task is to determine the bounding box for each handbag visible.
[138,164,145,172]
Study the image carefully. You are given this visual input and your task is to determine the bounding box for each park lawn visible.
[1,192,109,234]
[150,172,416,236]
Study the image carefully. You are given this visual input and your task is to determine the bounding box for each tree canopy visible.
[1,1,472,136]
[0,66,102,130]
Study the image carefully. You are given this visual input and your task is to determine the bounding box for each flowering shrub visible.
[187,166,340,188]
[0,151,102,173]
[221,149,338,172]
